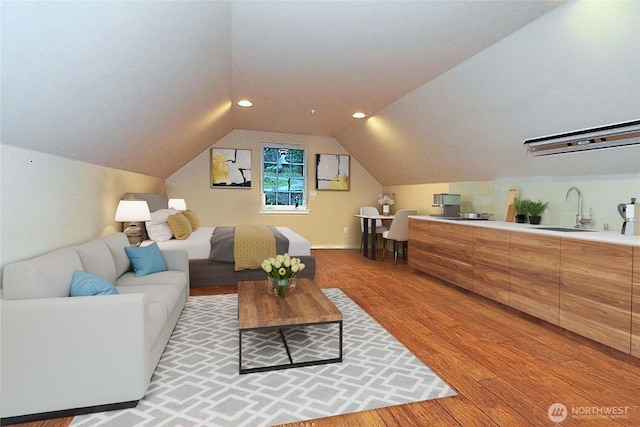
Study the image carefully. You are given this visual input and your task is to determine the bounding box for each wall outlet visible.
[343,227,349,233]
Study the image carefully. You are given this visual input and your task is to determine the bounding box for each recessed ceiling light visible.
[237,99,253,108]
[352,112,366,119]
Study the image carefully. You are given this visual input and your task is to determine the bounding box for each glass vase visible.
[268,277,295,298]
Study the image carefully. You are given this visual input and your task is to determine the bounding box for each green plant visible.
[513,198,530,215]
[527,199,549,216]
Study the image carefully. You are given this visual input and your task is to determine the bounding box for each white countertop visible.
[410,215,640,247]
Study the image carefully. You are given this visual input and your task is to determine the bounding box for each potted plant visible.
[378,193,395,216]
[526,199,549,225]
[513,198,529,223]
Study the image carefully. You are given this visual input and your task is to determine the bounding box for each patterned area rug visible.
[71,289,456,427]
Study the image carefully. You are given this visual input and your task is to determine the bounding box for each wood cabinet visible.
[408,220,473,290]
[559,240,633,353]
[631,248,640,358]
[427,222,473,290]
[509,232,561,325]
[473,228,510,305]
[408,219,430,274]
[408,218,639,357]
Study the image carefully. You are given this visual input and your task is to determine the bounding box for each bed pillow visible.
[167,212,192,240]
[145,208,177,241]
[69,270,119,296]
[124,242,167,276]
[182,210,200,231]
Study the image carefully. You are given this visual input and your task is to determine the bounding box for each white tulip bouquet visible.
[262,254,306,297]
[262,254,305,279]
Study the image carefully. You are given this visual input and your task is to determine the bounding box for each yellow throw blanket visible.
[234,225,276,271]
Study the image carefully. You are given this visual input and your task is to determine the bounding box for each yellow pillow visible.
[167,212,192,240]
[182,210,200,231]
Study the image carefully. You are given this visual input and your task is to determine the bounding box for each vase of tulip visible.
[261,253,306,297]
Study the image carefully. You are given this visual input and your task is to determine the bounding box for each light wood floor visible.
[16,249,640,427]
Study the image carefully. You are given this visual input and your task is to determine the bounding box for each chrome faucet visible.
[565,186,592,228]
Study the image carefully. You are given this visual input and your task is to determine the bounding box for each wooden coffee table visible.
[238,278,343,374]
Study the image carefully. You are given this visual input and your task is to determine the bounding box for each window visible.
[261,143,308,212]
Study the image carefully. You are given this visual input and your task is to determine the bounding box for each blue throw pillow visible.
[70,270,119,296]
[124,242,167,277]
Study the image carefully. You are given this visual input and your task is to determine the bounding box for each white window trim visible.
[260,143,308,213]
[259,206,310,215]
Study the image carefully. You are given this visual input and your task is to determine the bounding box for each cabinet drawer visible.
[474,245,510,271]
[428,222,452,238]
[510,232,560,281]
[560,240,633,353]
[473,264,510,305]
[473,227,510,251]
[451,223,474,243]
[408,219,429,242]
[428,253,473,291]
[429,234,473,262]
[510,271,559,325]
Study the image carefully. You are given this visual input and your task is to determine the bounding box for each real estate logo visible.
[548,403,567,422]
[548,402,634,423]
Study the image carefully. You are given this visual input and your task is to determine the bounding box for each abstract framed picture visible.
[315,154,350,191]
[210,148,252,188]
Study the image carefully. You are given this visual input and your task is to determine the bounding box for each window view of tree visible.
[262,144,306,207]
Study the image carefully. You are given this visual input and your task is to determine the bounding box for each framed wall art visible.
[210,148,252,188]
[315,154,350,191]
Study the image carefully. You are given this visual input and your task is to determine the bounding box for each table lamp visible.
[115,200,151,245]
[168,198,187,211]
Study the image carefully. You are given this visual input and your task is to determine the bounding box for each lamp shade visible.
[168,198,187,211]
[115,200,151,222]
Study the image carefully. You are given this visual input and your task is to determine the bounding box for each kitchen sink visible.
[531,226,597,232]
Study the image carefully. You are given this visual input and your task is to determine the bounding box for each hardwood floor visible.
[15,249,640,426]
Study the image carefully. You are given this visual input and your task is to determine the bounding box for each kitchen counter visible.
[409,215,640,246]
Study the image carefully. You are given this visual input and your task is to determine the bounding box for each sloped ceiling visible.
[0,1,567,181]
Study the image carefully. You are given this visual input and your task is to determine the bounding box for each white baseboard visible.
[310,245,360,250]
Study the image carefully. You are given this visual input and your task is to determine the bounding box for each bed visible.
[122,193,316,286]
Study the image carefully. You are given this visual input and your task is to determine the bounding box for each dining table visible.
[353,213,394,260]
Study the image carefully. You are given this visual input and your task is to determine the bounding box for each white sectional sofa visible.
[0,233,189,424]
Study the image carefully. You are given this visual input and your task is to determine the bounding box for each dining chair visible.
[382,209,417,264]
[360,206,388,254]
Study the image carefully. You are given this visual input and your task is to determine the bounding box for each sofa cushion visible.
[116,284,181,330]
[2,248,83,300]
[69,270,119,296]
[101,233,131,278]
[74,239,117,282]
[167,212,192,240]
[116,270,188,295]
[124,243,167,277]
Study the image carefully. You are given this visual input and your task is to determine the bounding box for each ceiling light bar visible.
[352,112,366,119]
[524,119,640,157]
[237,99,253,108]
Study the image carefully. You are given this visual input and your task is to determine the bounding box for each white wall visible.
[0,144,164,273]
[166,129,382,248]
[385,172,640,232]
[491,174,640,230]
[339,0,640,186]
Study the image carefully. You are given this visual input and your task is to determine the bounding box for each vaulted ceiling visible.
[1,0,567,180]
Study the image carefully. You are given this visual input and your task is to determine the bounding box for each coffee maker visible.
[432,193,461,217]
[617,198,640,236]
